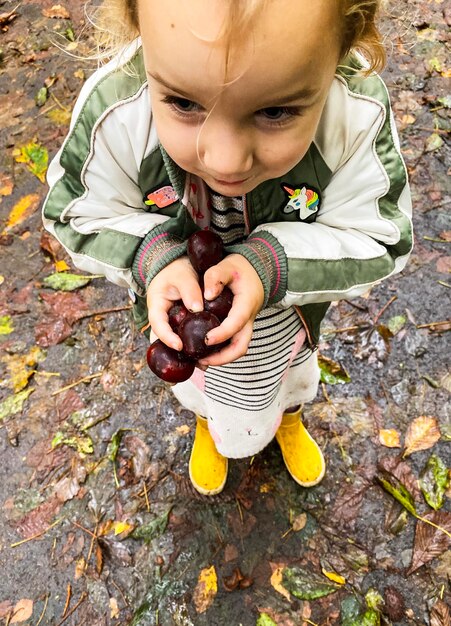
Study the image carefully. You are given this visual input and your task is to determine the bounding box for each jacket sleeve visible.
[42,51,186,297]
[231,74,413,308]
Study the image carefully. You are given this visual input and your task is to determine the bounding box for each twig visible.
[322,324,368,335]
[11,517,64,547]
[54,592,87,626]
[76,304,132,321]
[416,319,451,329]
[33,593,50,626]
[423,235,451,243]
[51,372,103,396]
[143,479,150,512]
[438,281,451,288]
[86,520,99,566]
[72,520,97,538]
[61,583,71,619]
[373,295,397,324]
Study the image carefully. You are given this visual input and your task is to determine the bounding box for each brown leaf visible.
[40,231,64,261]
[407,511,451,574]
[378,456,422,500]
[10,599,33,624]
[333,482,367,529]
[436,256,451,274]
[35,315,73,347]
[404,416,441,456]
[0,601,14,619]
[15,495,61,539]
[0,173,13,196]
[430,600,451,626]
[40,290,88,325]
[95,541,104,574]
[439,231,451,242]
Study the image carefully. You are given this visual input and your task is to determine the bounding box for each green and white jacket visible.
[42,41,413,347]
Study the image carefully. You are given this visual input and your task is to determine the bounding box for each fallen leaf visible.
[436,256,451,273]
[318,353,351,384]
[12,142,48,183]
[419,454,449,510]
[401,113,416,125]
[404,416,441,456]
[322,568,346,585]
[425,133,444,152]
[292,512,307,532]
[130,508,171,544]
[10,599,33,624]
[0,388,34,421]
[35,315,73,347]
[15,495,61,539]
[42,4,70,18]
[43,272,99,291]
[407,510,451,574]
[269,564,291,601]
[430,599,451,626]
[0,314,13,335]
[55,260,70,272]
[282,566,340,600]
[176,424,190,435]
[1,194,40,234]
[2,346,46,392]
[47,108,72,126]
[378,456,422,501]
[379,429,401,448]
[333,482,367,530]
[193,565,217,613]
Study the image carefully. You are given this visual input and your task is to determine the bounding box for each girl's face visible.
[139,0,342,197]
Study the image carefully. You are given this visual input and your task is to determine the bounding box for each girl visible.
[43,0,413,495]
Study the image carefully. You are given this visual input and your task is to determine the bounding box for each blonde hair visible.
[92,0,386,74]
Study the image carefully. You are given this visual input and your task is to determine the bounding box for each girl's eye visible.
[162,95,202,116]
[258,106,302,125]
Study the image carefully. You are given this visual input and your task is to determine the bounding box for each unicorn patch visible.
[281,183,320,220]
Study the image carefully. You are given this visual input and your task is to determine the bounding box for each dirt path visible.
[0,1,450,624]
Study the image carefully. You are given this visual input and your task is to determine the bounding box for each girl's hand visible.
[198,253,264,366]
[146,256,203,351]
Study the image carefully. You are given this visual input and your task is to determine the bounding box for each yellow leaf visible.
[193,565,217,613]
[441,68,451,78]
[379,428,401,448]
[47,108,72,126]
[10,598,33,623]
[270,566,291,601]
[55,260,70,272]
[2,194,40,234]
[2,346,46,392]
[404,416,441,456]
[113,520,134,535]
[260,482,273,493]
[401,114,416,125]
[322,568,346,585]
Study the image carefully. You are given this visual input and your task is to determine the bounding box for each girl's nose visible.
[199,122,253,179]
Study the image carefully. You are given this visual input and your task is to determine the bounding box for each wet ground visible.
[0,1,450,624]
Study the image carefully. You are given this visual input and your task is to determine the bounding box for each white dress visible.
[171,179,320,458]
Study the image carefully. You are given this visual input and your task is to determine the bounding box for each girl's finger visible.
[204,294,251,345]
[148,295,183,350]
[177,277,204,313]
[199,322,253,367]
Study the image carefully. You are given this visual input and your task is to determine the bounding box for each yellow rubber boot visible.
[189,415,228,496]
[275,407,325,487]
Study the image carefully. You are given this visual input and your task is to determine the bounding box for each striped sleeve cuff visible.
[132,223,187,292]
[226,230,287,306]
